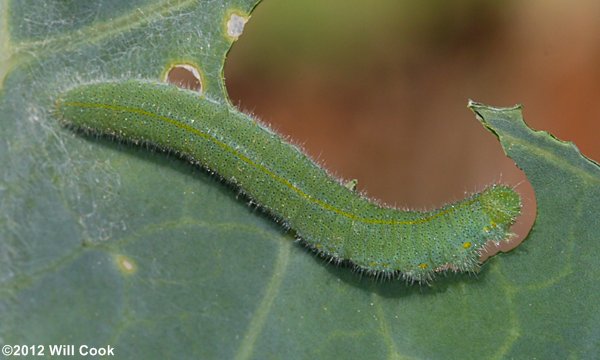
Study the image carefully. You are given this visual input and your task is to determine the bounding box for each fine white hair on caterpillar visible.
[54,80,521,283]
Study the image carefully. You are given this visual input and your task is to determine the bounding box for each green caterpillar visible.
[54,80,521,283]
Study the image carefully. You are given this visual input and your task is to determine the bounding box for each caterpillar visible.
[54,80,521,283]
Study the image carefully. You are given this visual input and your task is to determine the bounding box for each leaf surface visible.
[1,1,598,359]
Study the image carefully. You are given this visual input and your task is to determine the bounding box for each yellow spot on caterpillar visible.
[483,226,490,232]
[418,263,429,269]
[463,242,472,249]
[344,179,358,191]
[115,254,137,275]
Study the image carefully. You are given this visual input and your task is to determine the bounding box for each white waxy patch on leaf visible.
[226,13,248,39]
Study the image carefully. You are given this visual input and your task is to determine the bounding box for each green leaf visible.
[1,2,598,359]
[467,101,600,358]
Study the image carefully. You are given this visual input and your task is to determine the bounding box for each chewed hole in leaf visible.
[164,63,203,93]
[224,2,536,267]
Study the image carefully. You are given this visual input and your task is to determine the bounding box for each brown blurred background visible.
[223,0,600,252]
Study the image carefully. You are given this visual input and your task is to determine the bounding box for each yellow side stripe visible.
[60,100,478,226]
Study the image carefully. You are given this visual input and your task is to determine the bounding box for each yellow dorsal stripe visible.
[60,100,478,226]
